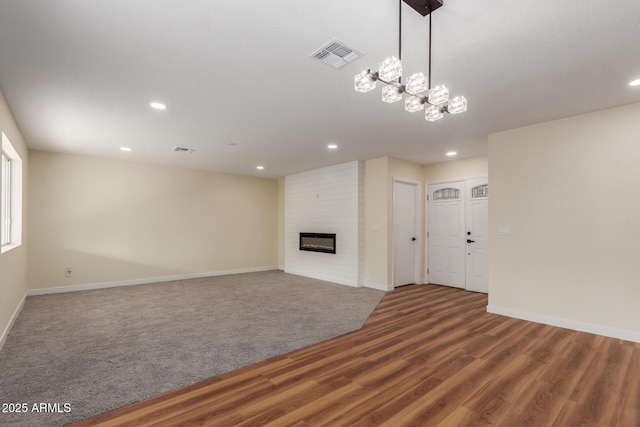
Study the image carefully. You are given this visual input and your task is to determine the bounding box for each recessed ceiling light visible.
[328,144,338,149]
[150,102,167,110]
[256,165,265,170]
[120,147,132,152]
[446,151,457,157]
[630,78,640,87]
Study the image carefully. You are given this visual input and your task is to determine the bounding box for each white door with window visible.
[465,179,489,293]
[427,181,466,288]
[427,178,488,293]
[393,180,419,287]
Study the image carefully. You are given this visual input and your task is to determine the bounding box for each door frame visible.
[392,178,422,288]
[425,176,487,286]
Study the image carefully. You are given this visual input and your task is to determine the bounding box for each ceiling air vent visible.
[173,147,195,153]
[310,38,361,70]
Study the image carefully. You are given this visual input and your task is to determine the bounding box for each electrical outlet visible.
[66,267,73,277]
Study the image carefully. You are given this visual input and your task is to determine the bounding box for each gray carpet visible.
[0,270,383,427]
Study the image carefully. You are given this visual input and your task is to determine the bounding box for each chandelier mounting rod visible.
[398,0,402,83]
[428,8,432,89]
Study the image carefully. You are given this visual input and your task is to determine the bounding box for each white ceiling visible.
[1,0,639,178]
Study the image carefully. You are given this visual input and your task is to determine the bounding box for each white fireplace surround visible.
[284,161,364,287]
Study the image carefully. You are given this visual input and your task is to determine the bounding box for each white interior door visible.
[428,181,466,288]
[393,180,418,287]
[466,178,489,293]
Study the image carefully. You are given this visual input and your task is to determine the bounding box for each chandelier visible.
[354,0,467,122]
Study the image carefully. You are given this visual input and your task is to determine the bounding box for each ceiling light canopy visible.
[120,147,132,152]
[327,144,338,149]
[404,0,444,16]
[354,0,466,122]
[256,165,265,170]
[446,151,457,156]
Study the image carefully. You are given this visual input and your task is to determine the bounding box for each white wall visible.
[28,151,279,291]
[488,103,640,342]
[0,89,29,349]
[285,161,363,286]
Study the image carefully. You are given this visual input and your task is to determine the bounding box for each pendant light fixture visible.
[354,0,466,122]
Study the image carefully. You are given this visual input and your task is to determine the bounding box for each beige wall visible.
[489,103,640,339]
[278,178,284,269]
[424,156,488,184]
[363,156,426,289]
[28,151,279,290]
[0,89,29,345]
[364,157,389,288]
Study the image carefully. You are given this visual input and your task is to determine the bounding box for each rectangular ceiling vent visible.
[310,38,361,70]
[173,147,195,153]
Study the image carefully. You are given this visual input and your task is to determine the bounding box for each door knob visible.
[467,239,475,243]
[411,237,417,241]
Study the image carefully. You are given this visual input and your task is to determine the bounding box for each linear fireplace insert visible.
[299,233,336,254]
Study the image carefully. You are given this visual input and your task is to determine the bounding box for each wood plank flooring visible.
[71,284,640,427]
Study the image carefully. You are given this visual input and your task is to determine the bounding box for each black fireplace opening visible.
[299,233,336,254]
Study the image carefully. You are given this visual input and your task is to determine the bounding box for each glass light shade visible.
[405,72,429,95]
[425,105,443,121]
[382,85,403,103]
[405,96,424,113]
[428,84,449,105]
[447,96,467,114]
[378,56,402,82]
[354,71,376,93]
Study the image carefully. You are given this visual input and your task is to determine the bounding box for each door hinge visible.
[427,195,429,201]
[427,231,429,238]
[427,268,429,274]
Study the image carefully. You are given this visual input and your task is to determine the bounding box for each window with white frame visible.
[1,132,22,253]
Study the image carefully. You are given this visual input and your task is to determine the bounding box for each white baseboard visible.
[28,266,280,296]
[283,268,359,288]
[0,291,27,352]
[364,281,392,291]
[487,305,640,344]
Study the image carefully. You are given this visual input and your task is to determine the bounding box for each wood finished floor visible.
[71,284,640,427]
